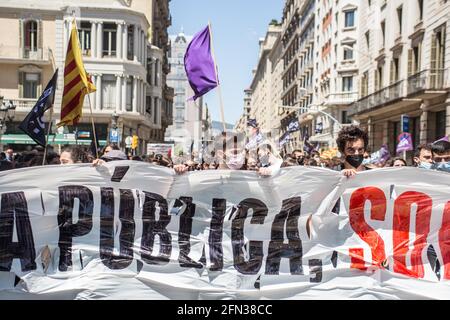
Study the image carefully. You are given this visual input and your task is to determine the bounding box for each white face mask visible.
[418,161,433,170]
[226,153,245,170]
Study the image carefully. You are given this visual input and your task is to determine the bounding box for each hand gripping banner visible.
[0,163,448,299]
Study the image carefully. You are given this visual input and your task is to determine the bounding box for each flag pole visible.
[87,94,99,159]
[207,22,226,133]
[42,50,58,166]
[42,108,54,165]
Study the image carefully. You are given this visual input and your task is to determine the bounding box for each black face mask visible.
[346,155,364,168]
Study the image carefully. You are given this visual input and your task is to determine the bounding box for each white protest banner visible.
[147,143,174,157]
[0,163,448,299]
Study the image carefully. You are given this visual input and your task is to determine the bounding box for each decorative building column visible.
[132,76,138,113]
[367,117,373,151]
[136,78,141,113]
[121,75,127,112]
[96,21,103,59]
[95,74,102,111]
[90,21,97,58]
[420,101,430,144]
[143,33,148,68]
[116,74,122,113]
[63,20,67,53]
[116,22,123,60]
[141,30,146,66]
[141,82,146,115]
[138,28,144,63]
[134,25,139,62]
[63,20,71,54]
[382,121,389,146]
[91,75,97,109]
[122,23,128,60]
[446,93,450,137]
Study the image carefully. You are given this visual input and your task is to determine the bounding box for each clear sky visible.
[168,0,284,126]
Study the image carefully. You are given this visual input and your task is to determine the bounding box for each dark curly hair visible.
[431,140,450,155]
[336,125,369,153]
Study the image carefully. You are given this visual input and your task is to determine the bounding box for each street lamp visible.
[111,111,119,129]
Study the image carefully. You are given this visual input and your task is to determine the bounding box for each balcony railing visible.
[325,92,358,105]
[348,80,406,116]
[0,45,50,62]
[5,98,37,109]
[407,69,447,95]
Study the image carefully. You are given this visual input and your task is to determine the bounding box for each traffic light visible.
[131,135,138,150]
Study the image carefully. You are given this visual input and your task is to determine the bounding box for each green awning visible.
[1,134,107,146]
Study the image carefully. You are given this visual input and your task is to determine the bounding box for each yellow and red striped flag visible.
[57,20,96,127]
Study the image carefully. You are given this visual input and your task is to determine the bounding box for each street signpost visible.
[401,114,409,133]
[400,114,410,160]
[109,128,119,143]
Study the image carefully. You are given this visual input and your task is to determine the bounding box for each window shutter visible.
[439,28,446,69]
[38,20,43,50]
[430,34,437,87]
[430,33,437,70]
[19,19,24,57]
[438,28,446,87]
[361,74,366,96]
[19,20,23,47]
[374,70,379,91]
[18,71,24,98]
[407,49,413,77]
[390,60,395,84]
[37,73,42,97]
[418,42,422,71]
[359,75,364,97]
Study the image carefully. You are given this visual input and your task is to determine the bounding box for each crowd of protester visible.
[0,125,449,176]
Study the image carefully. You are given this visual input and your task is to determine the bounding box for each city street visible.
[0,0,449,302]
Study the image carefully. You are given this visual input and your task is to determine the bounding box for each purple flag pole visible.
[207,22,226,133]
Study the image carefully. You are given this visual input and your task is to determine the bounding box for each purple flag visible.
[184,25,218,101]
[434,136,449,143]
[396,132,413,153]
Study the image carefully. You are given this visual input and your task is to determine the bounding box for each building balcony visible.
[0,46,51,64]
[6,98,37,110]
[348,80,406,116]
[407,68,448,96]
[324,92,358,105]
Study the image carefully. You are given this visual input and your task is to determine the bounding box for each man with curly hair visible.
[336,125,369,178]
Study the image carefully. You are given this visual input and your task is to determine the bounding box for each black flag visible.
[19,69,58,146]
[287,119,300,133]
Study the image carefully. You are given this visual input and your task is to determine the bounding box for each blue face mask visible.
[435,161,450,173]
[418,161,433,170]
